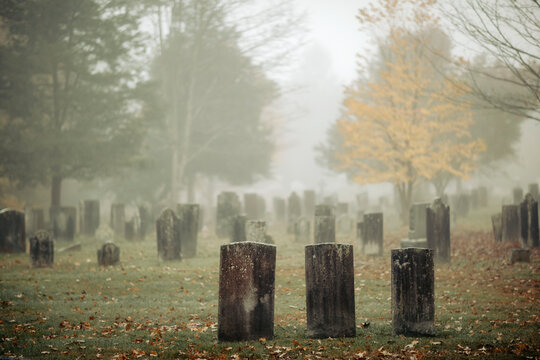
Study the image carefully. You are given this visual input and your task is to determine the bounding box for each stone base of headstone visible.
[230,215,247,243]
[491,214,502,242]
[391,248,435,336]
[510,248,530,264]
[97,242,120,266]
[30,231,54,267]
[400,238,428,248]
[305,243,355,338]
[218,242,276,342]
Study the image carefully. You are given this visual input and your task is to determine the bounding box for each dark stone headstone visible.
[426,198,450,262]
[138,204,152,239]
[244,193,259,220]
[230,215,247,243]
[110,203,125,237]
[510,248,530,264]
[218,242,276,342]
[29,231,54,267]
[273,197,286,223]
[177,204,200,258]
[513,187,523,205]
[305,243,355,338]
[362,212,383,256]
[287,192,302,234]
[294,217,310,243]
[97,242,120,266]
[409,203,429,239]
[520,194,539,248]
[246,220,267,243]
[391,248,435,336]
[82,200,100,236]
[528,183,539,201]
[216,192,241,238]
[0,209,25,253]
[156,208,181,260]
[314,205,335,244]
[303,190,316,217]
[502,205,520,242]
[491,214,502,242]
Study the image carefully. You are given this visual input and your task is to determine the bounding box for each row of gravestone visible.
[218,241,435,341]
[491,193,539,248]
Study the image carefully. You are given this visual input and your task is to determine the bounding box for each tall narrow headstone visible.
[305,243,355,338]
[273,197,286,223]
[110,203,125,237]
[362,212,383,256]
[513,187,523,205]
[314,205,335,244]
[391,248,435,336]
[520,194,539,248]
[97,242,120,266]
[50,207,76,242]
[82,200,100,236]
[218,242,276,342]
[29,231,54,267]
[409,203,429,239]
[243,193,259,220]
[294,217,310,243]
[426,198,450,262]
[502,205,520,242]
[138,204,152,239]
[0,209,25,253]
[287,192,302,234]
[177,204,200,258]
[491,214,502,242]
[246,220,267,243]
[337,214,354,235]
[303,190,316,217]
[528,183,539,201]
[216,192,241,238]
[230,215,247,243]
[156,208,181,260]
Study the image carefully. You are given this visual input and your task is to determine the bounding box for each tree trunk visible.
[51,175,62,208]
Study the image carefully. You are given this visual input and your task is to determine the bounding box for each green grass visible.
[1,219,539,359]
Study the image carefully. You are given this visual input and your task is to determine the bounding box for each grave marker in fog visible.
[314,205,335,244]
[82,200,100,236]
[230,215,247,243]
[177,204,200,257]
[156,208,181,260]
[110,203,125,237]
[520,194,539,248]
[303,190,316,217]
[50,206,76,242]
[426,198,450,262]
[287,192,302,234]
[30,230,54,267]
[246,220,267,243]
[98,242,120,266]
[0,208,25,253]
[216,192,241,238]
[491,213,502,242]
[501,205,520,242]
[362,212,383,256]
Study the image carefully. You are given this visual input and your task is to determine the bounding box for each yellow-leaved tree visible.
[336,0,485,224]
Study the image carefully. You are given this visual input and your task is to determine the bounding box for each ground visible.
[0,211,539,359]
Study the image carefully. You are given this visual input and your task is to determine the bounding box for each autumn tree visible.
[334,0,484,224]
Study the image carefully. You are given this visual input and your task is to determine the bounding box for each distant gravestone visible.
[50,206,76,242]
[294,217,310,243]
[287,192,302,234]
[391,248,435,336]
[501,205,520,242]
[303,190,316,217]
[177,204,200,258]
[218,242,276,342]
[82,200,100,236]
[491,214,502,242]
[336,202,349,216]
[520,194,539,248]
[356,192,369,210]
[305,243,355,338]
[0,209,25,253]
[29,208,45,235]
[124,219,135,241]
[513,187,523,205]
[243,193,259,220]
[230,215,247,243]
[97,242,120,266]
[156,208,181,260]
[336,214,354,235]
[426,198,450,262]
[362,212,383,256]
[356,221,363,244]
[256,196,266,220]
[510,248,530,264]
[409,203,429,239]
[216,192,241,238]
[246,220,267,243]
[528,183,539,201]
[273,197,286,223]
[110,203,125,237]
[138,204,152,239]
[29,231,54,267]
[314,205,335,244]
[454,194,470,218]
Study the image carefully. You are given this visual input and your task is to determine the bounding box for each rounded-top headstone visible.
[30,230,54,267]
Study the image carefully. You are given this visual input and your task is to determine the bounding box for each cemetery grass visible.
[1,227,539,359]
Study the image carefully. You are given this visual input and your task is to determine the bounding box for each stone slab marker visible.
[520,194,539,248]
[362,212,383,256]
[314,205,335,244]
[502,205,520,242]
[303,190,316,217]
[305,243,355,338]
[82,200,100,236]
[0,209,25,253]
[156,208,181,260]
[246,220,267,243]
[391,248,435,336]
[513,187,523,205]
[30,231,54,267]
[50,206,76,242]
[491,214,502,242]
[138,204,152,238]
[230,215,247,242]
[409,203,429,239]
[218,242,276,342]
[426,198,450,262]
[529,183,539,201]
[294,217,310,243]
[510,248,530,264]
[110,203,125,237]
[97,242,120,266]
[177,204,200,258]
[287,192,302,234]
[216,192,241,238]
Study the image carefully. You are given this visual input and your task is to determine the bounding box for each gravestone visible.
[50,206,76,242]
[218,242,276,342]
[273,197,286,223]
[356,192,369,210]
[246,220,267,243]
[305,243,355,338]
[230,215,247,243]
[362,212,383,256]
[336,202,349,216]
[520,194,539,248]
[513,187,523,205]
[29,231,54,267]
[491,214,502,242]
[303,190,316,217]
[314,205,335,244]
[138,204,152,239]
[528,183,539,201]
[82,200,100,236]
[97,242,120,266]
[356,221,363,243]
[124,219,135,241]
[478,186,488,207]
[0,209,25,253]
[294,217,310,243]
[409,202,429,239]
[426,198,450,262]
[510,248,530,264]
[177,204,200,258]
[243,193,259,220]
[156,208,181,260]
[110,203,125,237]
[287,192,302,234]
[337,214,354,235]
[501,205,520,242]
[29,208,45,235]
[391,248,435,336]
[216,192,241,238]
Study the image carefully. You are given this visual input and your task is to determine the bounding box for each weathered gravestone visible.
[124,219,136,241]
[216,192,241,238]
[230,215,247,243]
[303,190,316,217]
[246,220,267,243]
[273,197,286,223]
[337,214,354,235]
[502,205,520,242]
[138,204,152,239]
[362,212,383,256]
[110,203,125,237]
[156,209,181,260]
[177,204,200,258]
[287,192,302,234]
[0,209,25,253]
[305,243,355,338]
[50,207,76,242]
[426,198,450,262]
[513,187,523,205]
[294,217,310,243]
[528,183,539,201]
[491,213,502,242]
[218,242,276,342]
[409,202,429,239]
[520,194,539,248]
[244,193,259,220]
[82,200,100,236]
[314,205,335,244]
[29,231,54,267]
[510,248,530,264]
[97,242,120,266]
[391,248,435,336]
